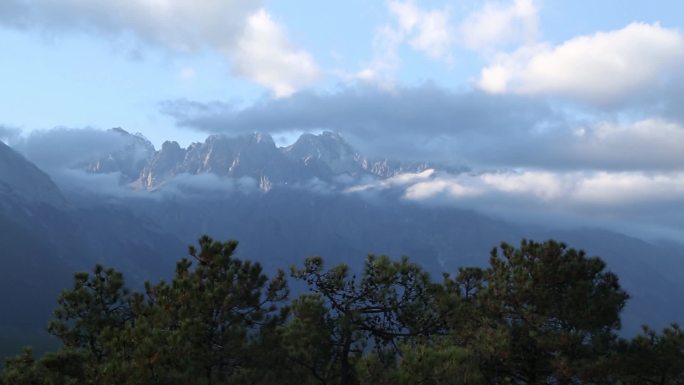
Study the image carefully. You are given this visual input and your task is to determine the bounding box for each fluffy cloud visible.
[355,0,455,85]
[0,1,319,96]
[459,0,538,52]
[0,0,258,51]
[478,22,684,104]
[388,0,454,59]
[346,169,436,194]
[388,0,453,59]
[406,170,684,214]
[345,168,684,237]
[232,9,320,97]
[13,128,137,170]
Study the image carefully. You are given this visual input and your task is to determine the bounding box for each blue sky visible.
[0,0,681,145]
[1,0,684,238]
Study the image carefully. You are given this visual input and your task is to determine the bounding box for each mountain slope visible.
[0,143,186,357]
[0,140,65,207]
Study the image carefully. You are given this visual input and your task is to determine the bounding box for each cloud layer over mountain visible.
[160,85,684,173]
[9,126,684,242]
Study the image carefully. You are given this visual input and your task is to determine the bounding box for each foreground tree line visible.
[2,237,684,385]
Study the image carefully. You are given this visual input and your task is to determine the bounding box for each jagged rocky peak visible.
[85,127,156,181]
[110,127,129,135]
[182,132,280,175]
[83,129,458,191]
[161,140,182,152]
[285,131,354,158]
[156,140,186,165]
[221,132,288,178]
[252,131,275,146]
[283,131,364,175]
[136,132,288,189]
[136,140,187,189]
[108,127,155,152]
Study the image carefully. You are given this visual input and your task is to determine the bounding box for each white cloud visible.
[573,172,684,206]
[566,119,684,169]
[232,9,320,97]
[459,0,538,52]
[430,170,684,207]
[352,1,454,88]
[346,168,684,234]
[404,177,480,200]
[0,1,320,96]
[345,169,435,193]
[0,0,259,51]
[388,0,454,60]
[478,22,684,104]
[15,128,137,170]
[479,171,566,200]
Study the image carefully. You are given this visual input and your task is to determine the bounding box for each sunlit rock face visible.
[84,129,445,191]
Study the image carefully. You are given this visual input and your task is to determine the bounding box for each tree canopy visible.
[2,237,683,385]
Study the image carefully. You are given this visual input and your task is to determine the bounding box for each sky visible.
[1,0,684,239]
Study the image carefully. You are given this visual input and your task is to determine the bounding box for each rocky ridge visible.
[85,128,450,190]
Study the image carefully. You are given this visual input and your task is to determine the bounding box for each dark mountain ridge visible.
[0,140,65,207]
[0,142,185,357]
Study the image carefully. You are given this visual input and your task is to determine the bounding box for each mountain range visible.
[2,129,684,357]
[82,128,450,190]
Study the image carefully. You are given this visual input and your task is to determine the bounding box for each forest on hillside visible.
[2,237,683,385]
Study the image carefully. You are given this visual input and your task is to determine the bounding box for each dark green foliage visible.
[2,237,682,385]
[442,240,630,384]
[288,254,443,385]
[616,324,684,384]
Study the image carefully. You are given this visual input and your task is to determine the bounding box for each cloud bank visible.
[345,168,684,240]
[160,84,684,172]
[161,85,558,164]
